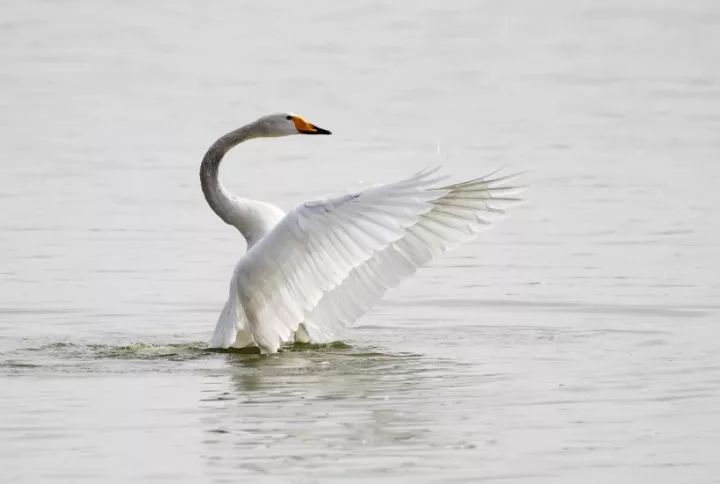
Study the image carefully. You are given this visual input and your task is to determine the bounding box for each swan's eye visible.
[285,115,292,120]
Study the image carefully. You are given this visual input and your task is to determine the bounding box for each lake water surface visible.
[1,1,719,482]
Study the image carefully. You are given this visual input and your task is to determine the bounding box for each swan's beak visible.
[292,116,332,135]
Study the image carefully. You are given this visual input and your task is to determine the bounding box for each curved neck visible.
[200,123,258,227]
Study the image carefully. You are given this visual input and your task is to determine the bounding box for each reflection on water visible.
[201,348,467,480]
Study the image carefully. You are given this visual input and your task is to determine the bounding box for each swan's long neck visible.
[200,123,258,228]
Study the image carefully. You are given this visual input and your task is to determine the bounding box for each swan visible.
[201,113,520,353]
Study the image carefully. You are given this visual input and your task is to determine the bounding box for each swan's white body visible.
[201,113,520,353]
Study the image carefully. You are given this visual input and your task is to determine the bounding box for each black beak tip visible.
[311,124,332,135]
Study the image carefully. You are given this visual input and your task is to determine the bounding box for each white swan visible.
[201,113,520,353]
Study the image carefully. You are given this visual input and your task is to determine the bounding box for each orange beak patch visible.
[291,115,318,134]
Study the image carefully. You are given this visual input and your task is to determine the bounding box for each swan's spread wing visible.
[235,169,521,352]
[209,274,244,348]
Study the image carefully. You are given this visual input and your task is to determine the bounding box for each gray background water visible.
[1,1,719,482]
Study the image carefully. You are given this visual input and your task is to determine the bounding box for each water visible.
[1,0,719,482]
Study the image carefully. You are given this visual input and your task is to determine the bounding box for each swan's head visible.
[257,113,332,137]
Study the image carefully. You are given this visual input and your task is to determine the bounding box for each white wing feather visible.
[222,169,521,353]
